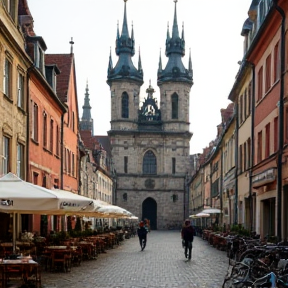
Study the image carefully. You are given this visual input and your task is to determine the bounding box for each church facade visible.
[107,0,193,230]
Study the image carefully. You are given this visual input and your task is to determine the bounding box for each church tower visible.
[107,0,143,131]
[107,0,193,229]
[80,81,94,133]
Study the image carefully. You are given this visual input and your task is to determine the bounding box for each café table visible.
[0,259,41,288]
[44,246,72,272]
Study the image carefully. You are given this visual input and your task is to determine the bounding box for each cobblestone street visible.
[41,231,229,288]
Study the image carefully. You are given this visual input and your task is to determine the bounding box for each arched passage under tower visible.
[142,197,157,230]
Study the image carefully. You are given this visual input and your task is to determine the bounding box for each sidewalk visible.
[42,231,229,288]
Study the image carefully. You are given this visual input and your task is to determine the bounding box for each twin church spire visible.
[107,0,193,87]
[107,0,143,85]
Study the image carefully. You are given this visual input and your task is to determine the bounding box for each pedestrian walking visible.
[137,221,148,251]
[181,219,194,260]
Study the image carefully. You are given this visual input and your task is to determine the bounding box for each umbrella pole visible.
[13,212,16,254]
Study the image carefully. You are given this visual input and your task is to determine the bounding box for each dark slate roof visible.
[94,136,111,156]
[45,54,74,103]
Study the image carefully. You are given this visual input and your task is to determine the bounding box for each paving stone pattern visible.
[41,231,229,288]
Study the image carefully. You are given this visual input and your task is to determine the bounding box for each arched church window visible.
[143,150,157,175]
[121,92,129,118]
[171,93,178,119]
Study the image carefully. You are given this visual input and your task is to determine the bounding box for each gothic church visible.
[107,0,193,229]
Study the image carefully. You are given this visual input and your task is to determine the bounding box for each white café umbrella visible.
[0,173,98,214]
[0,173,99,252]
[201,208,222,214]
[190,212,210,219]
[95,204,133,218]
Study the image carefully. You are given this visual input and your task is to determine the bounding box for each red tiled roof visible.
[80,130,101,151]
[45,54,73,103]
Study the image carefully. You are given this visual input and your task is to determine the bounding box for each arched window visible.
[171,93,178,119]
[143,150,157,174]
[121,92,129,118]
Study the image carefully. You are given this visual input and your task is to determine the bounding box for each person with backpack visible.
[181,219,194,260]
[137,221,148,251]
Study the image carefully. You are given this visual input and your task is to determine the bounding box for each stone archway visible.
[142,197,157,230]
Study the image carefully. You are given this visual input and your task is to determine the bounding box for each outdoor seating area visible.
[0,226,135,287]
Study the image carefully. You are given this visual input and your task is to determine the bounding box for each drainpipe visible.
[60,114,64,189]
[273,0,285,242]
[249,61,255,233]
[234,101,239,225]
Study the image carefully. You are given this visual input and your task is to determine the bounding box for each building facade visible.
[107,1,193,229]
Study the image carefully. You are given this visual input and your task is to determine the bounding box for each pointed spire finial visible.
[172,0,179,39]
[138,46,143,74]
[131,21,134,40]
[158,48,162,74]
[121,0,129,38]
[69,37,74,54]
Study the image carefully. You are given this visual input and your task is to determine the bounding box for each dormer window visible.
[45,65,59,93]
[35,44,45,75]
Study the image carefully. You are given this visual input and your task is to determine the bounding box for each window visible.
[248,82,252,115]
[56,125,60,156]
[239,145,243,173]
[17,143,24,179]
[239,95,243,123]
[17,72,25,109]
[124,156,128,173]
[3,0,16,20]
[63,148,67,172]
[72,112,75,132]
[244,89,247,119]
[67,150,71,174]
[247,138,251,169]
[50,119,54,152]
[257,67,263,101]
[172,157,176,174]
[33,172,38,185]
[244,143,247,171]
[43,112,47,148]
[2,136,10,174]
[32,103,39,142]
[143,150,157,174]
[265,123,270,158]
[72,153,75,176]
[257,131,263,163]
[36,45,44,74]
[274,42,280,82]
[123,193,127,202]
[171,93,178,119]
[121,92,129,118]
[274,116,278,152]
[265,54,271,92]
[3,58,12,98]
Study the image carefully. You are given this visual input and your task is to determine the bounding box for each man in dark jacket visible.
[181,219,194,260]
[137,221,148,251]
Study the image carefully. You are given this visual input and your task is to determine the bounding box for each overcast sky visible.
[27,0,252,155]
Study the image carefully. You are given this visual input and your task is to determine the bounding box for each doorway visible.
[261,197,275,239]
[142,197,157,230]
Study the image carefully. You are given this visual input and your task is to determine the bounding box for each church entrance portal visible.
[142,197,157,230]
